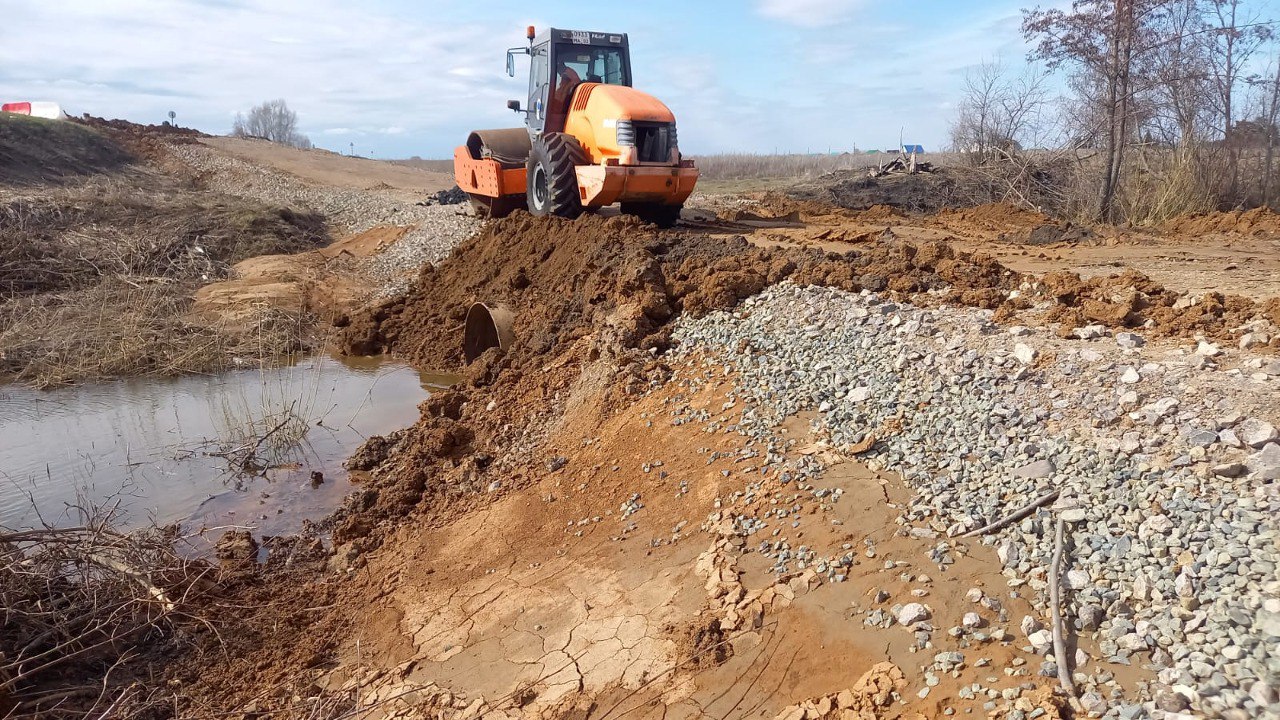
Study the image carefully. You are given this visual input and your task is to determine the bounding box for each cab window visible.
[554,45,629,86]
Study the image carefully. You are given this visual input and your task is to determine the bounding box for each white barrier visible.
[1,102,65,120]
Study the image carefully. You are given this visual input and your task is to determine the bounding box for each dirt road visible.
[689,196,1280,301]
[200,136,455,198]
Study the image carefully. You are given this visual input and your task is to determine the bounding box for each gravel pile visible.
[169,143,479,297]
[169,143,450,233]
[671,281,1280,719]
[363,215,480,299]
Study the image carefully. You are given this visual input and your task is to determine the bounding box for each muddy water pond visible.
[0,355,451,538]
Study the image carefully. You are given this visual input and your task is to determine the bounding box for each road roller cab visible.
[454,27,698,227]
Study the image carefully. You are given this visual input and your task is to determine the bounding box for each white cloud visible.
[756,0,867,28]
[0,0,1039,155]
[0,0,528,155]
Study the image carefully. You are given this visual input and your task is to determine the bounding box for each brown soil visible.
[1159,206,1280,235]
[338,213,1038,378]
[167,366,1090,719]
[148,212,1190,719]
[146,215,1040,717]
[194,225,411,331]
[932,202,1054,232]
[686,198,1280,345]
[327,210,1280,581]
[200,136,455,198]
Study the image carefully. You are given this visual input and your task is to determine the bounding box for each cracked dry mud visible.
[314,378,1080,720]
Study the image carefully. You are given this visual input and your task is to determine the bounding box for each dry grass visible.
[0,503,215,719]
[692,152,868,181]
[0,280,311,388]
[935,147,1227,226]
[0,176,326,296]
[0,114,134,187]
[0,175,326,387]
[1113,146,1217,226]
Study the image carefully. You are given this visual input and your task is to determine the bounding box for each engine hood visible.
[576,83,675,123]
[563,83,681,166]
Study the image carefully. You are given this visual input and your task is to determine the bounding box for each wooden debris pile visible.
[869,148,934,177]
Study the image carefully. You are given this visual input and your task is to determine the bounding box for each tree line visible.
[952,0,1280,224]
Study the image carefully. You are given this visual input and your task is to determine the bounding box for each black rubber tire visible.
[526,133,586,219]
[468,193,524,219]
[621,202,682,228]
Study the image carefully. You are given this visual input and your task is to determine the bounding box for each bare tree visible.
[1141,0,1214,146]
[1023,1,1176,221]
[231,99,313,149]
[1243,53,1280,205]
[1204,0,1273,200]
[950,61,1051,161]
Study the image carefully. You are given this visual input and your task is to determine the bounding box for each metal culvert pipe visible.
[463,302,515,363]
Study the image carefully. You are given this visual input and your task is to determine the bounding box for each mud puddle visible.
[0,355,455,536]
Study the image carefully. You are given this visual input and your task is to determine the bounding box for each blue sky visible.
[2,0,1277,157]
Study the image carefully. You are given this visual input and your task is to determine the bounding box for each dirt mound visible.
[932,203,1096,246]
[934,202,1052,232]
[316,225,410,260]
[194,228,416,362]
[774,662,906,719]
[0,114,134,186]
[854,203,908,222]
[332,212,1278,552]
[75,114,206,139]
[332,214,1030,549]
[719,191,841,222]
[1033,267,1274,341]
[161,209,1280,717]
[787,168,963,213]
[340,214,1026,370]
[1160,207,1280,235]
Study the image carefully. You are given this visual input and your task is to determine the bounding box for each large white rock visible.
[1014,459,1055,479]
[1195,341,1222,357]
[1247,443,1280,480]
[1239,419,1279,448]
[1027,629,1053,653]
[896,602,931,626]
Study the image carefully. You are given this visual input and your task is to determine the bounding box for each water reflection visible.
[0,355,454,534]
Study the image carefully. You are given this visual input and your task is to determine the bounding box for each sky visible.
[1,0,1276,158]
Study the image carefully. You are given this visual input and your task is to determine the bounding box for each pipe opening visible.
[463,302,515,363]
